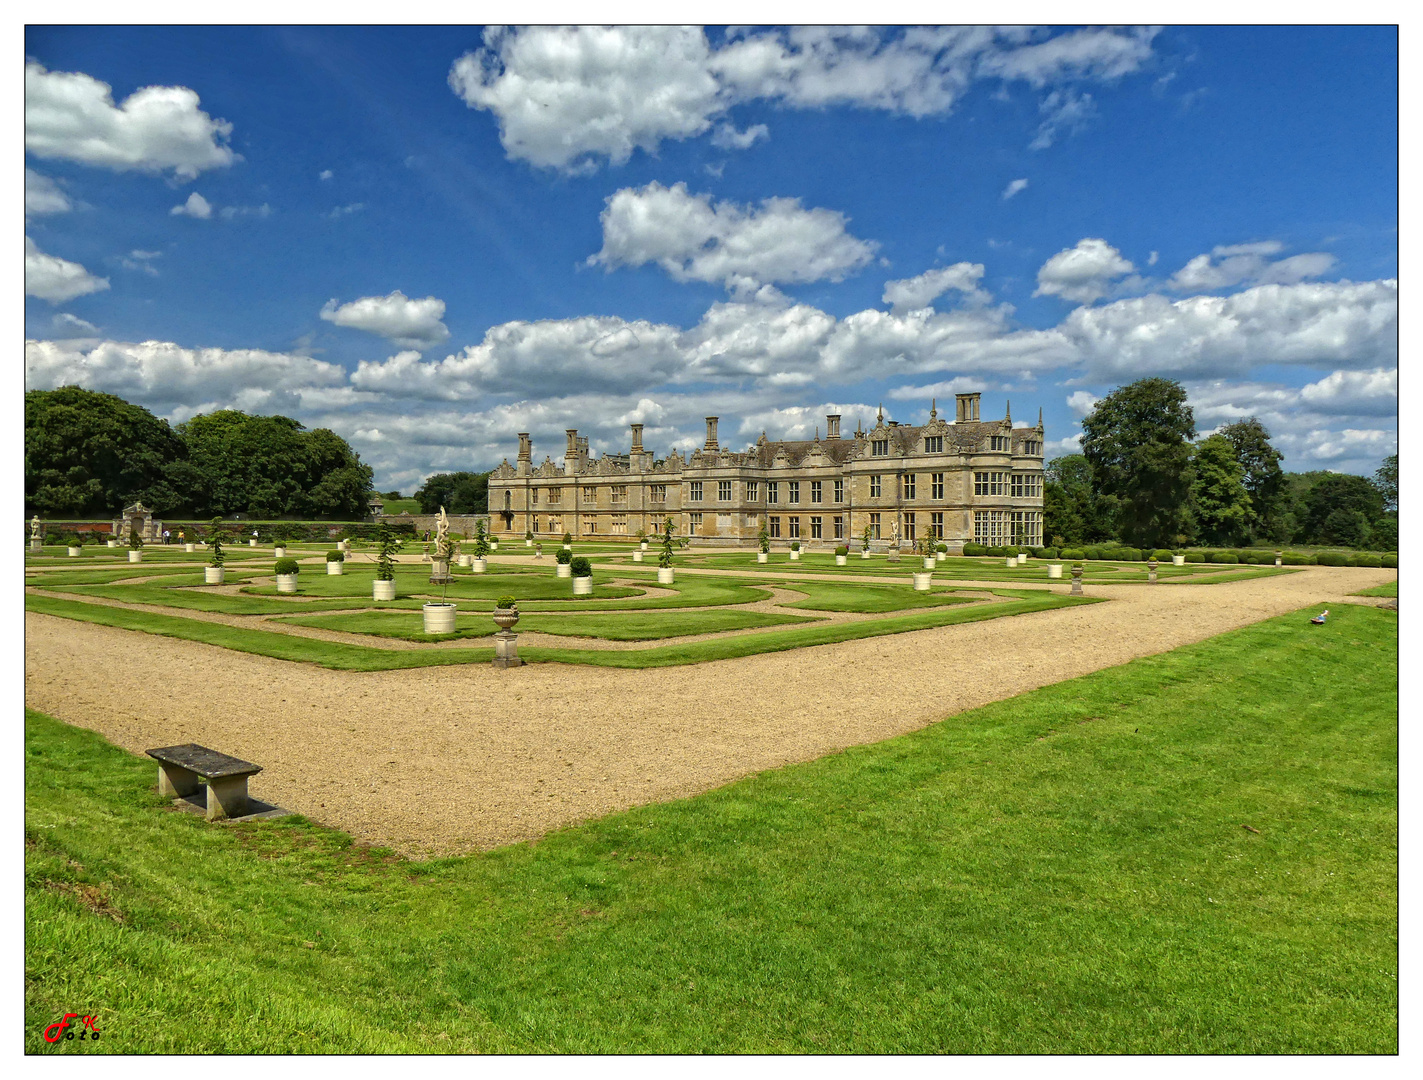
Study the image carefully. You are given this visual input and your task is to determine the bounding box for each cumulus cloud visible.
[590,181,878,287]
[1034,238,1135,304]
[1065,390,1099,416]
[1029,88,1096,150]
[1168,241,1335,291]
[24,236,109,303]
[319,169,333,180]
[119,249,161,275]
[882,263,991,312]
[170,191,212,219]
[25,60,236,179]
[711,122,769,149]
[320,291,450,351]
[25,168,71,216]
[1001,178,1029,200]
[450,25,1160,172]
[1298,367,1398,415]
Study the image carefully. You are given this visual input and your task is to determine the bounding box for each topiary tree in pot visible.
[473,518,490,560]
[570,555,593,593]
[274,556,300,593]
[205,519,227,583]
[373,521,402,599]
[562,530,573,549]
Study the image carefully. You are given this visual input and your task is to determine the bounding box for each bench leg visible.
[205,775,250,821]
[158,763,201,799]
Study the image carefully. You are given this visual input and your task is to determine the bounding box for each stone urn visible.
[923,557,935,570]
[556,562,572,578]
[373,578,396,601]
[68,546,81,557]
[1173,555,1186,566]
[572,575,593,596]
[835,555,847,566]
[492,607,519,632]
[205,566,225,585]
[422,602,457,634]
[184,543,196,552]
[657,567,675,585]
[632,550,644,562]
[1047,564,1063,579]
[327,560,344,576]
[471,558,487,573]
[274,545,287,558]
[1274,551,1283,567]
[128,550,143,563]
[912,572,933,591]
[276,573,298,594]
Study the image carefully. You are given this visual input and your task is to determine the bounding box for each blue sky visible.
[24,24,1398,492]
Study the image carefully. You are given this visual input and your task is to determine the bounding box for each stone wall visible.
[380,513,491,537]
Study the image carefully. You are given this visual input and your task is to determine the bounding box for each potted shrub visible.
[205,520,226,584]
[657,517,676,584]
[105,535,117,548]
[835,544,848,566]
[493,594,519,631]
[555,548,573,577]
[127,528,144,563]
[637,528,648,551]
[789,540,801,561]
[562,531,573,551]
[757,520,771,563]
[67,534,82,558]
[326,549,345,575]
[470,519,490,573]
[525,529,534,547]
[274,557,300,593]
[373,522,401,600]
[861,521,873,558]
[570,555,593,595]
[920,535,936,570]
[936,542,947,562]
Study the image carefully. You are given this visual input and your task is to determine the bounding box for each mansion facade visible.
[486,393,1045,551]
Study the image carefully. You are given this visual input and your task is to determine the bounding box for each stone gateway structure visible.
[487,393,1046,552]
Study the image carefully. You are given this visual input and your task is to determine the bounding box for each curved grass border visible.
[26,590,1097,671]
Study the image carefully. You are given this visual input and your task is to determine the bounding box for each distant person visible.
[163,529,171,544]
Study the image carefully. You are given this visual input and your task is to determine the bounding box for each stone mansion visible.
[486,392,1045,551]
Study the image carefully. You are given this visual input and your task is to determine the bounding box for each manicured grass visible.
[778,581,983,613]
[276,608,820,642]
[1354,581,1397,597]
[24,604,1397,1052]
[26,590,1087,670]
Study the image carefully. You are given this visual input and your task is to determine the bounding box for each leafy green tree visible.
[414,471,489,514]
[1043,454,1108,545]
[1303,473,1384,547]
[1191,435,1254,545]
[25,386,188,516]
[1218,417,1286,541]
[1374,454,1397,513]
[1081,378,1196,549]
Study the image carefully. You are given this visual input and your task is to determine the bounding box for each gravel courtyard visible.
[25,566,1395,856]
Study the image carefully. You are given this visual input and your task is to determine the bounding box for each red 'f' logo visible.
[43,1014,78,1042]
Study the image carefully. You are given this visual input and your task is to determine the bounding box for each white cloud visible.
[589,181,878,287]
[219,203,272,220]
[1034,238,1135,304]
[25,60,236,179]
[882,263,991,312]
[319,169,333,180]
[1029,88,1096,150]
[25,168,71,216]
[886,376,988,401]
[1168,241,1335,291]
[451,25,1160,172]
[326,202,365,219]
[1065,390,1099,416]
[1147,250,1159,266]
[320,290,450,351]
[170,192,212,219]
[52,313,99,336]
[1298,367,1398,415]
[1001,178,1028,200]
[711,122,768,150]
[24,236,109,303]
[119,249,161,275]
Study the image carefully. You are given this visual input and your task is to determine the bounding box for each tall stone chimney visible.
[630,423,644,452]
[517,432,532,475]
[955,392,981,423]
[704,416,719,451]
[826,414,841,439]
[566,429,579,454]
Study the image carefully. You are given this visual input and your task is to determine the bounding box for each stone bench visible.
[146,744,262,821]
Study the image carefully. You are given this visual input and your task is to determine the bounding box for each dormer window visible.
[924,436,943,454]
[871,438,889,456]
[990,435,1010,452]
[1024,439,1041,456]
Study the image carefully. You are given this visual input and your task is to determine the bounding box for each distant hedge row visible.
[959,542,1396,569]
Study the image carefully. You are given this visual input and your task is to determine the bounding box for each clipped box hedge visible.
[1315,551,1349,566]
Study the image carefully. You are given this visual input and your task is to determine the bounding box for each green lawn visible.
[1354,581,1397,598]
[25,604,1397,1052]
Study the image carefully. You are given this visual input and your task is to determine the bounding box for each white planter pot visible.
[556,563,572,578]
[471,558,487,573]
[657,567,675,585]
[276,574,298,593]
[327,561,344,575]
[249,539,259,547]
[184,543,195,552]
[273,546,286,558]
[490,540,498,549]
[1018,554,1029,566]
[861,550,871,559]
[68,546,81,557]
[640,542,649,551]
[457,553,471,567]
[913,572,933,591]
[1048,564,1063,579]
[789,550,801,560]
[205,567,225,585]
[128,550,142,563]
[923,557,936,570]
[632,550,644,563]
[525,539,533,547]
[936,552,946,561]
[422,603,457,634]
[562,544,571,552]
[372,579,396,601]
[757,552,769,563]
[106,539,117,548]
[1006,557,1016,568]
[835,555,847,566]
[1172,555,1185,566]
[572,576,593,595]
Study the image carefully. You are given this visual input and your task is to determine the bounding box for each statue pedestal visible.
[429,558,452,584]
[29,538,41,551]
[492,630,524,668]
[885,549,901,563]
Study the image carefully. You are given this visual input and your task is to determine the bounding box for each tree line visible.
[25,386,374,520]
[1046,377,1397,550]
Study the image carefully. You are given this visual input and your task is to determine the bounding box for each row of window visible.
[973,510,1043,547]
[766,515,846,540]
[526,471,1042,505]
[973,472,1043,498]
[862,433,1037,456]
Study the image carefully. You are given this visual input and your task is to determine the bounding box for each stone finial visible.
[930,397,937,421]
[877,404,884,424]
[1038,407,1044,430]
[1005,400,1011,424]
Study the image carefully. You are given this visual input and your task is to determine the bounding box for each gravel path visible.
[25,566,1394,857]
